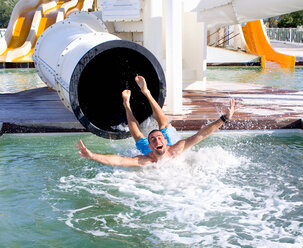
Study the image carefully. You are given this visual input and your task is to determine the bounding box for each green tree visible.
[0,0,18,28]
[278,10,303,28]
[266,17,279,28]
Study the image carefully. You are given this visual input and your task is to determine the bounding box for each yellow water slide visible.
[0,0,85,63]
[242,20,296,68]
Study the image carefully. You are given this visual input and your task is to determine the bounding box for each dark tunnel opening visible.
[69,40,166,139]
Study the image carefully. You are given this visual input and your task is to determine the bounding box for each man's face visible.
[148,131,168,155]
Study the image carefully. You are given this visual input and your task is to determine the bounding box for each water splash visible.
[56,146,253,245]
[47,133,303,247]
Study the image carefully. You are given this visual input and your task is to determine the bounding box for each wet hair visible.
[147,129,164,142]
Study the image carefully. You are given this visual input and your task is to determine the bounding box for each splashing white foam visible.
[56,144,303,247]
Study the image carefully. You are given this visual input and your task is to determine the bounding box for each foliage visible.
[277,10,303,28]
[266,10,303,28]
[265,17,278,28]
[0,0,18,28]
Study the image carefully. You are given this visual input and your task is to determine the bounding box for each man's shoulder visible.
[136,153,156,165]
[169,139,185,149]
[167,140,186,155]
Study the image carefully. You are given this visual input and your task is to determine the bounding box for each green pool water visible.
[0,66,303,94]
[207,66,303,90]
[0,131,302,247]
[1,66,303,247]
[0,69,45,93]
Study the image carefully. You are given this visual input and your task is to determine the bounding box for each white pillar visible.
[182,11,207,90]
[165,0,182,115]
[96,0,102,10]
[202,22,207,90]
[143,0,163,67]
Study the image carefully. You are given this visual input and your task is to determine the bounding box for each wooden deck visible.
[0,81,302,135]
[166,81,303,131]
[0,87,85,134]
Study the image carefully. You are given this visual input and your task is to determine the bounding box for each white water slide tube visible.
[184,0,303,27]
[33,11,166,139]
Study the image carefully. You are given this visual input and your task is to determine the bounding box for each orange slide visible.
[242,20,296,68]
[0,0,85,63]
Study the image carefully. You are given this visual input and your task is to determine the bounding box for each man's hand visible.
[74,140,93,160]
[226,98,240,120]
[135,75,150,95]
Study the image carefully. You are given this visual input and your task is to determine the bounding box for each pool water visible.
[0,67,303,94]
[0,132,302,247]
[0,69,45,93]
[207,66,303,90]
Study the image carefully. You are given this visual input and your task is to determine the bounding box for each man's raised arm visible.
[74,140,151,167]
[175,99,239,152]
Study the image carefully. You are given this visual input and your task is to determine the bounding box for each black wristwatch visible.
[220,115,229,124]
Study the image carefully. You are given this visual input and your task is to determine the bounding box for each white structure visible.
[92,0,303,114]
[94,0,208,114]
[31,0,303,123]
[193,0,303,28]
[33,11,166,139]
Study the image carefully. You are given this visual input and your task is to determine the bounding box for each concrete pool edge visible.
[0,119,302,137]
[0,122,87,136]
[182,128,303,136]
[1,127,303,138]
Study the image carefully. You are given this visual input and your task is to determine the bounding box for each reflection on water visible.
[0,132,302,247]
[1,67,303,94]
[0,68,45,93]
[207,66,303,90]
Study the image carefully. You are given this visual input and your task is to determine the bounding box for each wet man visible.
[75,75,239,167]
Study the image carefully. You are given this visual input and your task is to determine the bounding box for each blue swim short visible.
[136,128,173,155]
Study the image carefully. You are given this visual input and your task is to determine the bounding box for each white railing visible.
[0,29,6,38]
[267,27,303,44]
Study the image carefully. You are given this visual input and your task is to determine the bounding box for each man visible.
[75,75,239,167]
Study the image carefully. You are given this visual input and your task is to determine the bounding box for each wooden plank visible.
[0,87,78,123]
[165,82,303,131]
[0,87,85,134]
[0,83,302,134]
